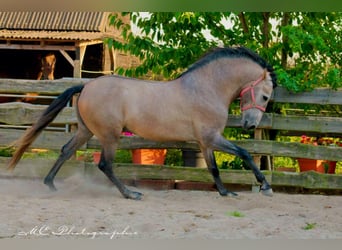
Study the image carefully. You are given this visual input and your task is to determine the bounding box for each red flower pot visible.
[298,158,336,174]
[92,151,102,164]
[326,161,337,174]
[132,149,167,165]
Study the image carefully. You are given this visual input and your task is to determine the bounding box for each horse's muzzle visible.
[242,120,256,130]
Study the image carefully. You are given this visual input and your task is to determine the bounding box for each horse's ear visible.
[262,69,267,79]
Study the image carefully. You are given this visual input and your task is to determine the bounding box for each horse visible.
[21,53,56,103]
[0,53,56,103]
[7,46,277,200]
[36,53,56,81]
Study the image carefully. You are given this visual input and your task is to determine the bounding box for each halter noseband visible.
[239,72,267,112]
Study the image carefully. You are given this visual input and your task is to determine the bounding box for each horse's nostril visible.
[249,125,256,130]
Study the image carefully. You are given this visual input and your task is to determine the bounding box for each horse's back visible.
[77,75,196,142]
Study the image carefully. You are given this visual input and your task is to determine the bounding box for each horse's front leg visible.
[201,147,237,197]
[211,135,273,197]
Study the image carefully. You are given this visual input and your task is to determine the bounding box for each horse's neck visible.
[42,71,54,80]
[181,59,263,106]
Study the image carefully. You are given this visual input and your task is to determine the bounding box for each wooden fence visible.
[0,78,341,191]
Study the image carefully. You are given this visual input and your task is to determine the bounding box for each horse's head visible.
[240,70,275,130]
[40,53,56,80]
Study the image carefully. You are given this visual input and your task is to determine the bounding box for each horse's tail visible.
[7,85,84,171]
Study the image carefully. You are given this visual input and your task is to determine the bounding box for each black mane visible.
[178,46,277,88]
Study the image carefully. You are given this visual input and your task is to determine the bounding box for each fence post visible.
[253,128,262,169]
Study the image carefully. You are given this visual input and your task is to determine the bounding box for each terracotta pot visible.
[298,158,336,174]
[326,161,337,174]
[92,151,101,164]
[132,149,167,165]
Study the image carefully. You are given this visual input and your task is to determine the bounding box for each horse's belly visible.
[127,119,195,142]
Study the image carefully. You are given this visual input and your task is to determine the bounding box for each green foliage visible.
[226,211,245,218]
[0,147,15,157]
[302,222,317,230]
[107,12,341,92]
[115,150,132,163]
[22,150,59,159]
[165,149,184,166]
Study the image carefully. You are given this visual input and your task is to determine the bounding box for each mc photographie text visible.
[17,224,138,239]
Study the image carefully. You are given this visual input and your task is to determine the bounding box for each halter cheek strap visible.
[239,72,267,112]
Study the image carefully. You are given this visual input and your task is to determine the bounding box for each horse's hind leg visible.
[44,127,93,191]
[200,146,237,197]
[99,143,142,200]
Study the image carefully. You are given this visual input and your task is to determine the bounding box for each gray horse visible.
[8,46,277,200]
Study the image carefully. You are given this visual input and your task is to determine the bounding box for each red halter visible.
[239,72,267,112]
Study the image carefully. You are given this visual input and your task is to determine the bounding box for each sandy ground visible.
[0,172,341,239]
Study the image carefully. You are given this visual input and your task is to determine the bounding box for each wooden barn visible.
[0,12,137,80]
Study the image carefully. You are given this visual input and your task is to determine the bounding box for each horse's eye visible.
[263,96,269,102]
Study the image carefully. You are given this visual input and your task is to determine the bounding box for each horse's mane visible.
[178,46,277,88]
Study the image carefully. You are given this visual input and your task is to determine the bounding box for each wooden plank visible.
[0,78,89,94]
[2,103,342,134]
[2,130,342,161]
[253,128,262,169]
[0,102,77,125]
[271,171,342,190]
[0,129,83,150]
[270,114,342,134]
[59,49,74,67]
[1,159,340,190]
[272,87,342,105]
[236,140,342,161]
[1,80,342,105]
[227,114,342,134]
[87,136,200,150]
[227,113,273,128]
[0,44,76,51]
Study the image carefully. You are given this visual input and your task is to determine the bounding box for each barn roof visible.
[0,12,120,41]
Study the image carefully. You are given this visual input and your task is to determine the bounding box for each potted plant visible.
[297,135,339,174]
[77,151,97,163]
[122,131,167,165]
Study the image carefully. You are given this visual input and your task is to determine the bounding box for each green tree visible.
[106,12,341,92]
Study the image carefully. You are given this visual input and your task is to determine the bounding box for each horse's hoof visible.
[48,185,57,192]
[261,188,273,197]
[44,180,57,191]
[126,191,143,200]
[219,189,238,197]
[227,191,238,197]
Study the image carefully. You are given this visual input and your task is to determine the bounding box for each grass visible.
[226,211,245,218]
[302,222,317,230]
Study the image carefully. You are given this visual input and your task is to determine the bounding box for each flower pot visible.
[92,151,101,164]
[325,161,337,174]
[132,149,167,165]
[298,158,336,174]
